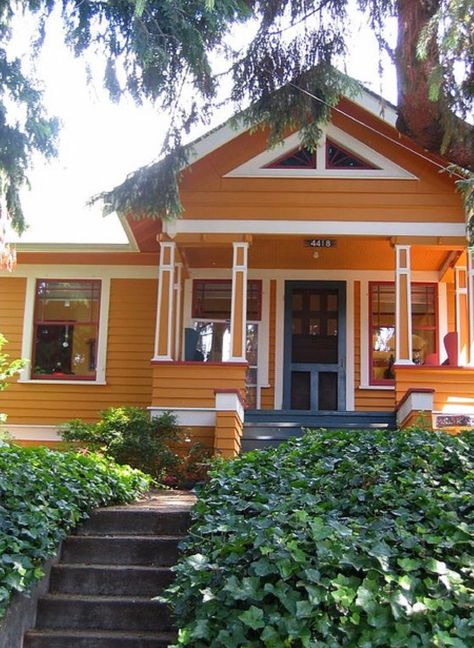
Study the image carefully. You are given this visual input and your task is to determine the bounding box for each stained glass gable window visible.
[326,139,378,169]
[265,147,316,169]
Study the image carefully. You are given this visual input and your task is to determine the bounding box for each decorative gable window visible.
[326,139,377,170]
[265,147,316,169]
[32,280,101,380]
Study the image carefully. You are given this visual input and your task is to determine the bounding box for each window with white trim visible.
[32,279,101,380]
[369,282,438,384]
[190,279,261,408]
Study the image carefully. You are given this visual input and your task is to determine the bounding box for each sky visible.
[8,4,397,246]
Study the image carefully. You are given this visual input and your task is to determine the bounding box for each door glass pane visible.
[309,319,320,335]
[327,319,338,336]
[292,293,303,311]
[327,293,338,311]
[309,294,321,310]
[292,318,302,334]
[291,371,310,410]
[319,372,338,410]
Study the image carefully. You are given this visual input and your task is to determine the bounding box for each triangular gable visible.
[224,123,417,180]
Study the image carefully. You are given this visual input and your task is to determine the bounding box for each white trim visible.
[455,265,468,366]
[13,242,133,252]
[174,262,183,360]
[154,242,176,360]
[149,407,217,427]
[258,278,270,391]
[274,278,285,409]
[118,213,141,251]
[469,250,474,366]
[359,385,395,391]
[395,245,413,364]
[19,276,110,384]
[360,279,369,388]
[1,424,61,441]
[438,282,448,364]
[224,124,417,180]
[168,219,466,238]
[230,242,248,362]
[345,279,355,410]
[396,391,434,427]
[215,392,244,422]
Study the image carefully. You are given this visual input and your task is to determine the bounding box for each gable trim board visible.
[224,125,417,180]
[164,220,466,238]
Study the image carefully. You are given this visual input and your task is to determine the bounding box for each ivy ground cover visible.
[165,428,474,647]
[0,442,150,619]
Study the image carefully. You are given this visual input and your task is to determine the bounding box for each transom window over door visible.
[191,279,262,408]
[32,280,101,380]
[370,282,437,384]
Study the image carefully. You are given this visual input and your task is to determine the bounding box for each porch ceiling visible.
[180,235,456,271]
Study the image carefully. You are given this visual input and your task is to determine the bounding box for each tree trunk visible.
[396,0,473,170]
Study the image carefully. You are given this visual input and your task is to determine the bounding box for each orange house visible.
[1,90,473,455]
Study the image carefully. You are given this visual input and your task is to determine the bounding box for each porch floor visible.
[242,410,397,451]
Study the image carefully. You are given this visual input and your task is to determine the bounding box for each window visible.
[326,139,377,169]
[32,280,101,380]
[265,147,316,169]
[191,279,262,408]
[369,282,437,384]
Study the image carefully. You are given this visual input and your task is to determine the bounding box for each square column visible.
[230,242,249,362]
[455,258,470,366]
[469,250,474,366]
[154,241,176,360]
[395,245,413,364]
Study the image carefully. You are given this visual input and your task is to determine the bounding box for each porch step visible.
[23,492,194,648]
[242,410,397,451]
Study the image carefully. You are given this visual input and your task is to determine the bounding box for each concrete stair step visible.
[77,509,191,536]
[36,595,173,632]
[61,535,181,566]
[50,564,174,597]
[23,629,176,648]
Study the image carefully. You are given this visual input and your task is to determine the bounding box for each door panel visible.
[284,282,346,411]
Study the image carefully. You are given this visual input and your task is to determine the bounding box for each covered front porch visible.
[149,231,474,455]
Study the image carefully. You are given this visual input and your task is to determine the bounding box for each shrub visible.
[61,407,211,487]
[163,428,474,647]
[0,442,150,619]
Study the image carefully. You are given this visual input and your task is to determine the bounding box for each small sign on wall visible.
[304,239,337,248]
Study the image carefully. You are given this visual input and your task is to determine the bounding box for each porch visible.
[149,232,474,455]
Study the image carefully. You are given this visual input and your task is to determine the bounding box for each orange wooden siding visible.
[261,279,276,409]
[395,366,474,413]
[176,100,463,226]
[215,410,243,458]
[354,281,396,412]
[151,362,247,409]
[0,278,157,425]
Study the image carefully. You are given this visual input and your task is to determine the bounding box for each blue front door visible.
[283,281,346,412]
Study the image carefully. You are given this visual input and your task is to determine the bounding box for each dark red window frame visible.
[31,279,101,381]
[192,279,262,321]
[368,281,438,386]
[326,139,377,170]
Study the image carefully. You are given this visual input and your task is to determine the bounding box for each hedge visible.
[164,428,474,647]
[0,442,150,618]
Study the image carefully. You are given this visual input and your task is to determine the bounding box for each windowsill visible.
[18,379,107,385]
[358,384,395,391]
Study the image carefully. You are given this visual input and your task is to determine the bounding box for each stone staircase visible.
[23,492,195,648]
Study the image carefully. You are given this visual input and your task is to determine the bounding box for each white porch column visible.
[395,244,413,364]
[455,264,469,366]
[230,242,248,362]
[154,241,176,360]
[469,249,474,366]
[173,262,183,361]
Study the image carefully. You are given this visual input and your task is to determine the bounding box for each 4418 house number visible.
[304,239,337,248]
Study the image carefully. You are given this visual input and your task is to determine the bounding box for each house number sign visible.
[304,239,336,248]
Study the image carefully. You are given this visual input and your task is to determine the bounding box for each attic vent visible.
[265,147,316,169]
[326,139,378,169]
